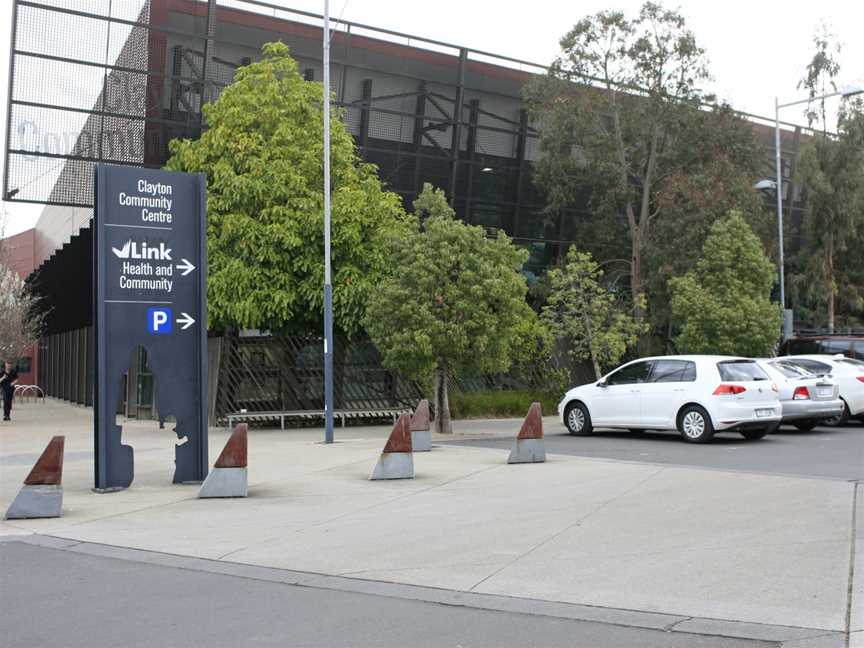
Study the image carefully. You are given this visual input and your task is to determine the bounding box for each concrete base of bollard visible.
[5,485,63,519]
[411,430,432,452]
[198,467,248,498]
[370,452,414,480]
[507,438,546,464]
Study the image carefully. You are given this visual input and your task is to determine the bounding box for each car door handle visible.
[673,388,686,392]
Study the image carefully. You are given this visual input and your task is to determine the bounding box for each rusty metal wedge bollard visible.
[6,436,65,519]
[409,399,432,452]
[508,402,546,464]
[199,423,248,498]
[371,413,414,480]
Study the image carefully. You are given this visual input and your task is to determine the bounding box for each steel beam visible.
[359,78,372,152]
[465,98,480,221]
[448,48,467,201]
[514,108,528,223]
[412,82,427,196]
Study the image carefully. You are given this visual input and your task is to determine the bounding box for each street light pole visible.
[323,0,334,444]
[774,97,787,341]
[772,85,863,341]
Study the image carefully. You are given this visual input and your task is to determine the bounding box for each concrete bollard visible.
[6,436,65,519]
[508,402,546,464]
[199,423,248,498]
[410,399,432,452]
[370,413,414,480]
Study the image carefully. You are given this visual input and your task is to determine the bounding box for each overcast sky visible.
[1,0,862,237]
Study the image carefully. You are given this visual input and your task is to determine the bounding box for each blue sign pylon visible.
[93,165,208,491]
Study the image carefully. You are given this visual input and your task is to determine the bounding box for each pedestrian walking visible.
[1,361,20,421]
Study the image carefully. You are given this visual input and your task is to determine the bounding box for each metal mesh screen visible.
[5,0,556,257]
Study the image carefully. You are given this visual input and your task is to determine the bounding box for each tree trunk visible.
[590,352,601,382]
[432,360,452,435]
[631,239,645,319]
[581,312,602,380]
[827,239,835,333]
[626,202,647,322]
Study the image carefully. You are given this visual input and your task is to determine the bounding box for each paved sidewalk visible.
[0,400,859,645]
[1,540,780,648]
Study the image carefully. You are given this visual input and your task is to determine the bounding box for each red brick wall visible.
[2,229,38,385]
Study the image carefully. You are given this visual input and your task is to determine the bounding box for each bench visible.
[226,407,412,430]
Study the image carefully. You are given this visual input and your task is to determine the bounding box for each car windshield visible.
[717,360,769,381]
[768,361,812,378]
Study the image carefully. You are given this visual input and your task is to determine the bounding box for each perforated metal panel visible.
[6,0,557,268]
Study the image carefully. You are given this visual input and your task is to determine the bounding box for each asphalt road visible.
[0,542,780,648]
[445,421,864,481]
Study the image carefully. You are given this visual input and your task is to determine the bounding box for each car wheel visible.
[564,402,593,436]
[823,401,850,427]
[793,420,818,432]
[677,405,714,443]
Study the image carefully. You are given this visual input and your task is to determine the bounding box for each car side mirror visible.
[597,380,607,388]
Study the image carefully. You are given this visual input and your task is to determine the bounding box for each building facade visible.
[0,228,38,385]
[3,0,812,413]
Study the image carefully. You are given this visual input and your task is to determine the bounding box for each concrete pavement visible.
[445,423,864,480]
[1,541,784,648]
[0,399,859,646]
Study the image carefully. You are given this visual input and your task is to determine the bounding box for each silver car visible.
[758,359,844,431]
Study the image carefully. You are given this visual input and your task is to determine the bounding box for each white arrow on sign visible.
[177,313,196,330]
[176,258,196,276]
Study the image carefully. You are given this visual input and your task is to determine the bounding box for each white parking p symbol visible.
[147,307,173,335]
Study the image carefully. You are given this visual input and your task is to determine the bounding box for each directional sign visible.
[93,165,208,490]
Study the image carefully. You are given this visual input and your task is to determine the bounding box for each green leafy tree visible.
[525,2,712,324]
[364,184,542,434]
[670,211,781,356]
[797,110,864,330]
[542,249,645,380]
[792,26,864,331]
[647,105,771,346]
[166,42,406,334]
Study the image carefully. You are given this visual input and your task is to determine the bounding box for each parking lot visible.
[444,420,864,481]
[2,400,861,643]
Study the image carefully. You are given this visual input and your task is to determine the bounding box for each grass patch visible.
[449,390,561,420]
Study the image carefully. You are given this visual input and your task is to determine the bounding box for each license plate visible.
[817,387,832,397]
[756,408,774,418]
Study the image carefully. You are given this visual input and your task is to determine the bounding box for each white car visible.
[757,359,844,431]
[775,355,864,426]
[557,356,781,443]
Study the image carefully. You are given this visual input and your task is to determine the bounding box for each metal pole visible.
[774,97,788,341]
[3,0,19,200]
[323,0,335,443]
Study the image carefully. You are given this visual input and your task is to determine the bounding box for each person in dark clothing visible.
[1,361,19,421]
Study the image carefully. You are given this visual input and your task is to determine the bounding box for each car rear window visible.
[717,360,769,382]
[838,358,864,369]
[769,362,812,378]
[784,358,832,375]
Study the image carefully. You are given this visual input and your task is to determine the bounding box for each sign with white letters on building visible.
[93,164,208,491]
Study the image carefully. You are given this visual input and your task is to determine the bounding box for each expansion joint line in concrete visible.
[845,482,859,648]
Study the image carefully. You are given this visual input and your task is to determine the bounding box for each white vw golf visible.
[557,356,782,443]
